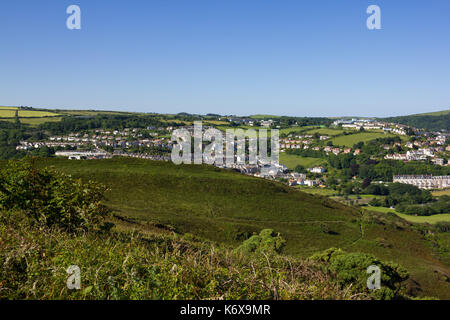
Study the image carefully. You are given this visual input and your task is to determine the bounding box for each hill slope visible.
[20,158,450,298]
[381,109,450,131]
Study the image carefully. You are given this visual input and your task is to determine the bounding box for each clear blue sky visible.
[0,0,449,117]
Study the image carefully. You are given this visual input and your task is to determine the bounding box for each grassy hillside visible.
[3,211,361,300]
[330,131,395,147]
[280,153,326,169]
[413,110,450,116]
[382,110,450,131]
[29,158,362,256]
[7,157,445,299]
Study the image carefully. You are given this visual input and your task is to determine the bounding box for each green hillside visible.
[11,157,447,299]
[382,109,450,131]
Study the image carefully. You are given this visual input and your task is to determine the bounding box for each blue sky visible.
[0,0,449,117]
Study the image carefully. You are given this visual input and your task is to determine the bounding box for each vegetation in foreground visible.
[0,159,448,299]
[0,159,423,300]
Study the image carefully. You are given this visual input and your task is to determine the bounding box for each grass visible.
[304,128,346,137]
[279,153,326,169]
[1,157,448,299]
[2,212,355,300]
[0,107,60,118]
[330,131,395,147]
[364,206,450,224]
[296,187,337,196]
[279,126,317,135]
[24,158,363,257]
[432,190,450,197]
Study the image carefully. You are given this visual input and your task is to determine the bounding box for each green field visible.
[280,153,326,169]
[296,187,337,196]
[330,131,394,147]
[432,190,450,197]
[304,128,346,137]
[279,126,318,135]
[365,206,450,224]
[4,157,447,298]
[0,107,60,118]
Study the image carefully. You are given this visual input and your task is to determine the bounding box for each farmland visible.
[330,131,395,147]
[279,153,325,169]
[304,128,346,137]
[0,106,61,118]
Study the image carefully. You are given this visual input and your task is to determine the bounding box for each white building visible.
[393,175,450,189]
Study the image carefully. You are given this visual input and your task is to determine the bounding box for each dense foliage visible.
[382,113,450,131]
[0,159,110,232]
[395,196,450,216]
[0,211,365,300]
[235,229,286,255]
[38,115,174,135]
[311,248,409,300]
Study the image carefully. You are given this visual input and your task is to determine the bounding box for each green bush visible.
[310,248,409,300]
[0,159,110,232]
[235,229,286,255]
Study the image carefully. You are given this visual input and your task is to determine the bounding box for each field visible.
[279,126,317,135]
[0,107,60,118]
[4,157,447,298]
[365,206,450,224]
[304,128,346,137]
[279,153,325,169]
[330,131,395,147]
[432,190,450,197]
[0,106,62,126]
[296,187,337,196]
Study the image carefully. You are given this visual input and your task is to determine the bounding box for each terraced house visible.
[393,175,450,189]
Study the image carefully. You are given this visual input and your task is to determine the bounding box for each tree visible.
[0,159,110,232]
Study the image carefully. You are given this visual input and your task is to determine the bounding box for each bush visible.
[0,158,110,232]
[310,248,409,300]
[235,229,286,255]
[434,222,450,233]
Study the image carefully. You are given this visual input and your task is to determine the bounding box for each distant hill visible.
[381,109,450,131]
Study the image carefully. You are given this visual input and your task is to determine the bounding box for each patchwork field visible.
[0,106,60,118]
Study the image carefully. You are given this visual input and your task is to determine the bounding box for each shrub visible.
[235,229,286,255]
[310,248,409,300]
[434,222,450,233]
[0,158,110,232]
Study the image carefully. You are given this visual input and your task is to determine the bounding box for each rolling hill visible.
[381,109,450,131]
[13,157,448,299]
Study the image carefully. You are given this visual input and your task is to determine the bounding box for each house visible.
[308,166,325,174]
[393,175,450,189]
